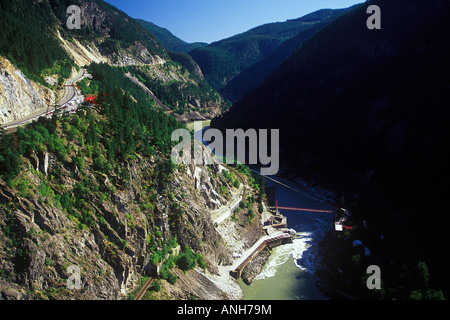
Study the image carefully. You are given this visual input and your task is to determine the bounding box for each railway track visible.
[134,277,154,300]
[226,164,246,200]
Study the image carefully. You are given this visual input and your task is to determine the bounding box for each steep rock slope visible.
[0,57,55,125]
[0,153,231,299]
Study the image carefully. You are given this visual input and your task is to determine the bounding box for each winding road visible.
[3,68,86,129]
[57,68,85,107]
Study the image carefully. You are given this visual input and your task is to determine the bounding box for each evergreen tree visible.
[0,128,21,182]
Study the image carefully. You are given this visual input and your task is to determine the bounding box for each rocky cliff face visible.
[57,1,167,68]
[0,140,247,299]
[1,0,224,128]
[0,0,233,300]
[56,30,108,67]
[78,1,166,67]
[0,57,55,126]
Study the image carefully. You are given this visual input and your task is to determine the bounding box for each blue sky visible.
[105,0,363,44]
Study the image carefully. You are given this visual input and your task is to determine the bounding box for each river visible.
[239,175,335,300]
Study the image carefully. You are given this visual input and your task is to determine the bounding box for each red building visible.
[85,94,97,104]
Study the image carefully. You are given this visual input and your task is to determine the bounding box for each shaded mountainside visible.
[220,8,352,102]
[214,0,450,297]
[188,8,350,90]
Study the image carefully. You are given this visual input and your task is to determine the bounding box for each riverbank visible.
[241,248,271,285]
[202,169,339,300]
[237,174,337,300]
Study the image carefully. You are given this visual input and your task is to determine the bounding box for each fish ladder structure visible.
[229,202,333,279]
[230,233,293,279]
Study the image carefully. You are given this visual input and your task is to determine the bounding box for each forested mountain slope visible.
[0,0,225,123]
[0,62,242,299]
[136,19,208,53]
[0,0,261,300]
[188,8,349,90]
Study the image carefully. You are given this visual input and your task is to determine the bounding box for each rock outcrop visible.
[241,248,271,285]
[56,30,108,67]
[0,141,244,299]
[0,56,55,125]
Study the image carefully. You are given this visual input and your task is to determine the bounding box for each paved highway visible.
[2,68,86,129]
[57,68,85,107]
